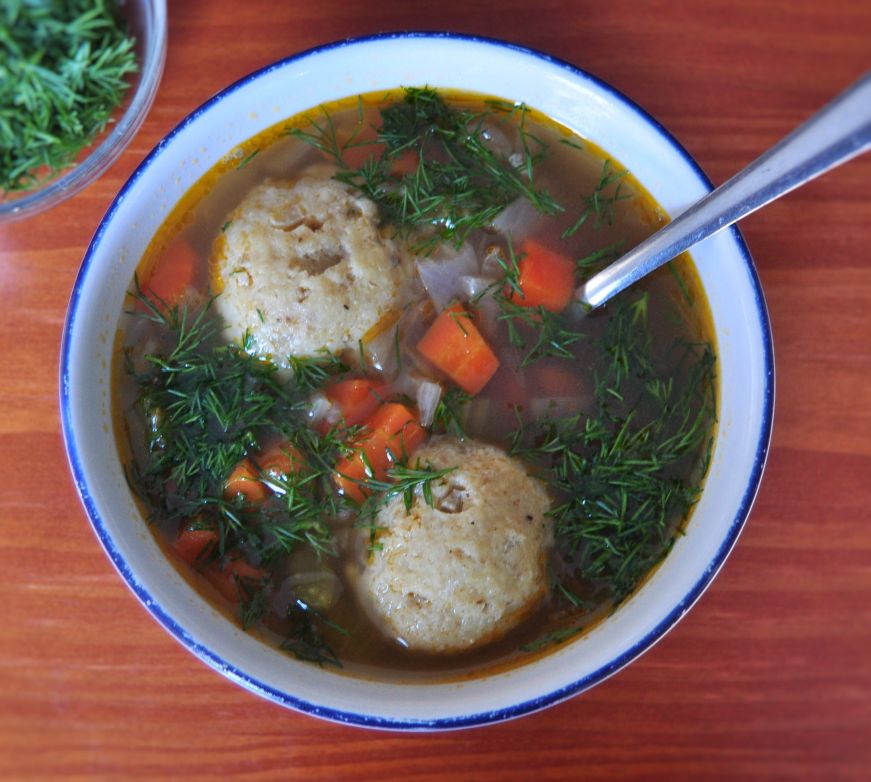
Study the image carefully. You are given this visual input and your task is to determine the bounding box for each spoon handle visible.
[578,70,871,309]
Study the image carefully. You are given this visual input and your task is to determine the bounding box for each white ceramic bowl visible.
[60,34,774,729]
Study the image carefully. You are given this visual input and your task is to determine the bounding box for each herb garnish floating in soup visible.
[117,88,716,673]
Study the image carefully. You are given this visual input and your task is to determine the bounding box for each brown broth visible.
[114,89,717,680]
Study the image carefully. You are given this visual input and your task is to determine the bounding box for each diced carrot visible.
[416,304,500,395]
[369,402,427,456]
[334,402,427,503]
[173,517,218,565]
[142,235,199,307]
[258,443,306,480]
[508,239,576,313]
[205,557,267,603]
[326,377,385,426]
[224,443,306,505]
[224,458,266,504]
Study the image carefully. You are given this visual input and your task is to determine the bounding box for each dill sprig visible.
[124,291,343,557]
[238,575,269,630]
[561,159,630,239]
[124,291,465,665]
[286,97,370,165]
[432,387,472,438]
[372,461,457,512]
[287,350,349,392]
[125,291,362,663]
[354,460,458,550]
[510,294,716,604]
[576,240,626,280]
[290,87,562,248]
[520,625,585,653]
[1,0,138,192]
[498,298,586,367]
[281,599,345,667]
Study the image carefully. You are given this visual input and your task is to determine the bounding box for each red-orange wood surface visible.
[1,2,869,779]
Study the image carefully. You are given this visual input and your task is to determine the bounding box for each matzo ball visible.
[357,436,553,653]
[212,176,411,364]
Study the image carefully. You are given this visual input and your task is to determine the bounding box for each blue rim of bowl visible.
[59,31,775,731]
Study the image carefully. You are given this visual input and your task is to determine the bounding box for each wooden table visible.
[2,2,869,779]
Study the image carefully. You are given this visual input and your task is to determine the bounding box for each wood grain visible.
[1,1,869,779]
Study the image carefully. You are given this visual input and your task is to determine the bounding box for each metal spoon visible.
[577,70,871,310]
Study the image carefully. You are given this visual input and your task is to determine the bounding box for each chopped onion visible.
[490,198,545,243]
[414,378,443,427]
[458,274,496,301]
[363,324,399,377]
[306,390,336,427]
[415,242,478,310]
[473,292,504,342]
[480,121,515,158]
[387,370,442,427]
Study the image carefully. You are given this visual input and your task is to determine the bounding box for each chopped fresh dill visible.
[281,599,344,667]
[576,240,626,278]
[482,238,586,366]
[497,298,586,366]
[1,0,138,192]
[393,325,403,373]
[123,288,340,560]
[555,582,593,610]
[521,625,585,653]
[509,293,716,604]
[287,350,349,392]
[291,87,562,248]
[235,149,260,169]
[667,260,694,307]
[383,461,457,512]
[285,96,369,167]
[432,387,472,438]
[238,575,269,629]
[494,234,524,299]
[448,307,472,336]
[561,159,630,239]
[122,289,384,664]
[354,460,458,548]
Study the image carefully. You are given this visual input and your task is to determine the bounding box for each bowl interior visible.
[61,34,773,729]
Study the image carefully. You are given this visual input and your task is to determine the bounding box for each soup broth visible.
[115,88,716,678]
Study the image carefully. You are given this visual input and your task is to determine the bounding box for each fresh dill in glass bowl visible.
[0,0,167,223]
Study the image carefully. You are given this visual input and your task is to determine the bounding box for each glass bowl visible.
[0,0,167,223]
